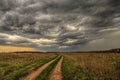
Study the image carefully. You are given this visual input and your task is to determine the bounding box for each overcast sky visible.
[0,0,120,52]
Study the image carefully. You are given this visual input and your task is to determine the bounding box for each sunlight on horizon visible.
[0,45,36,52]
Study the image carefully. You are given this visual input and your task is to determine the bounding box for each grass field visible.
[0,52,57,80]
[0,52,120,80]
[62,53,120,80]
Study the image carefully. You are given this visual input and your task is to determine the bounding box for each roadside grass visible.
[35,56,61,80]
[0,54,57,80]
[0,53,56,77]
[62,53,120,80]
[0,60,41,77]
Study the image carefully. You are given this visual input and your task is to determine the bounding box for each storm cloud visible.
[0,0,120,52]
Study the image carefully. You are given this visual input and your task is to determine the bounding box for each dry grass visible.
[62,53,120,80]
[0,52,56,79]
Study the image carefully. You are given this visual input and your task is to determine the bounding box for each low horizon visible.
[0,45,119,53]
[0,1,120,80]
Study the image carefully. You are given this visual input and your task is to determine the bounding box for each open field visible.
[62,53,120,80]
[0,52,120,80]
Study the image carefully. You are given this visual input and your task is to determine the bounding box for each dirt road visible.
[22,59,56,80]
[50,57,63,80]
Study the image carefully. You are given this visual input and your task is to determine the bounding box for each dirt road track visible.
[50,57,63,80]
[22,59,56,80]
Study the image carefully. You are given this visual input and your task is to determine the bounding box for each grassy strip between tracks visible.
[1,55,57,80]
[35,56,61,80]
[62,56,74,80]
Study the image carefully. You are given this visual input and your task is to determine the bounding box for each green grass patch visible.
[62,57,75,80]
[62,56,95,80]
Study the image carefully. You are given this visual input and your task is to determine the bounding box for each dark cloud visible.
[0,0,16,12]
[0,0,120,51]
[0,39,6,45]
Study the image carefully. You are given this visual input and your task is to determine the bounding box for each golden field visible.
[0,45,36,52]
[0,49,120,80]
[62,53,120,80]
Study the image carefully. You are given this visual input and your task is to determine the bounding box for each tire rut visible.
[21,58,56,80]
[49,57,63,80]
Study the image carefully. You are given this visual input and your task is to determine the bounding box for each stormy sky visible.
[0,0,120,52]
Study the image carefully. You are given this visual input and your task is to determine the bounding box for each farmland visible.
[0,52,120,80]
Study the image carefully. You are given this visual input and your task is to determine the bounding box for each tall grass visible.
[62,53,120,80]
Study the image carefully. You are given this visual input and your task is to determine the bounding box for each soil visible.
[49,57,63,80]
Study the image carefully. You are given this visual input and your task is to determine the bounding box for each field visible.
[0,52,57,80]
[0,52,120,80]
[62,53,120,80]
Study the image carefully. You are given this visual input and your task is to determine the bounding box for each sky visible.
[0,0,120,52]
[0,45,35,52]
